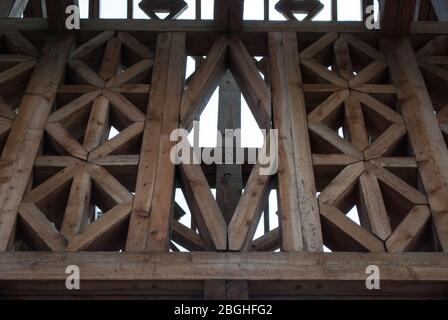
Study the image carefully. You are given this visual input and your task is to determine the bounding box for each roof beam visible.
[380,0,416,35]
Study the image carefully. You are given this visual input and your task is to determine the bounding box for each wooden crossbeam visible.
[1,252,448,282]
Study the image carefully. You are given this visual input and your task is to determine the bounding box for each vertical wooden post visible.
[383,36,448,251]
[269,32,323,252]
[216,71,242,224]
[126,32,186,253]
[89,0,100,18]
[215,71,249,300]
[0,35,74,251]
[127,0,133,18]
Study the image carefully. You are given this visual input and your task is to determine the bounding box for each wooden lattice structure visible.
[0,0,447,299]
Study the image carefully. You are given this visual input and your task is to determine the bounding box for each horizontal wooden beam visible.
[0,18,446,34]
[0,252,447,283]
[0,18,375,33]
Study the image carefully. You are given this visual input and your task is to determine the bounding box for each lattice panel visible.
[6,30,443,255]
[300,32,434,253]
[13,31,153,252]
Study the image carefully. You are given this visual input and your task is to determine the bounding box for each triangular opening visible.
[155,12,170,19]
[314,161,349,192]
[309,129,345,154]
[250,189,280,252]
[377,179,415,231]
[34,177,74,230]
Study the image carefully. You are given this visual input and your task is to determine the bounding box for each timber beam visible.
[0,252,447,298]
